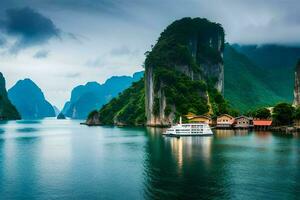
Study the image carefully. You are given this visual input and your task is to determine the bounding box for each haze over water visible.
[0,119,300,199]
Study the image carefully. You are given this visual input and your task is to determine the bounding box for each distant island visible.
[57,113,66,120]
[62,71,144,119]
[8,79,55,119]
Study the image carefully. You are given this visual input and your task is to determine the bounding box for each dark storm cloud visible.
[33,50,49,59]
[0,7,60,52]
[0,0,121,16]
[1,0,300,45]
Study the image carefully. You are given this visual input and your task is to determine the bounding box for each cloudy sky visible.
[0,0,300,108]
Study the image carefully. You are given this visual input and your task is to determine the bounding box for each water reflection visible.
[16,128,39,133]
[215,129,250,138]
[254,131,272,139]
[16,120,42,124]
[0,121,8,125]
[0,131,41,198]
[144,128,225,200]
[166,136,212,171]
[1,121,300,199]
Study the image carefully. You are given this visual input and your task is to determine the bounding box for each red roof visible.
[253,120,272,126]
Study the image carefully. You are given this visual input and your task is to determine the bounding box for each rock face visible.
[53,106,60,116]
[85,110,101,126]
[8,79,55,119]
[87,18,232,127]
[63,71,143,119]
[0,73,21,120]
[293,60,300,106]
[145,17,225,126]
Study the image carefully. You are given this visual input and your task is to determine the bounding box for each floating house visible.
[185,112,197,120]
[234,116,253,129]
[185,113,212,125]
[253,119,272,130]
[294,119,300,127]
[216,114,235,128]
[189,115,212,125]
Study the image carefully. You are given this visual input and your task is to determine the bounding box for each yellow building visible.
[216,114,235,128]
[294,119,300,127]
[185,113,212,125]
[186,112,197,120]
[189,115,212,125]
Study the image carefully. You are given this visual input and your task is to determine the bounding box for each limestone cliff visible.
[293,60,300,106]
[0,72,21,120]
[145,17,225,126]
[85,110,101,126]
[8,79,55,119]
[87,17,232,126]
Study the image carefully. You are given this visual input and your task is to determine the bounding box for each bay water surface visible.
[0,119,300,199]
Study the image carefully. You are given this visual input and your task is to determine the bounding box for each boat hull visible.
[163,122,214,137]
[163,133,213,137]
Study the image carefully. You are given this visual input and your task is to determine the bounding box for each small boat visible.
[163,117,213,137]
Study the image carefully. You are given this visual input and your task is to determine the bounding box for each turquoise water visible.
[0,119,300,199]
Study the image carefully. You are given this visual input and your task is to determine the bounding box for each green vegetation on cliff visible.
[145,18,224,71]
[144,17,232,125]
[153,67,236,119]
[249,107,271,119]
[272,103,295,126]
[224,44,286,112]
[225,44,299,111]
[0,73,20,120]
[153,68,209,116]
[98,79,145,125]
[87,18,235,126]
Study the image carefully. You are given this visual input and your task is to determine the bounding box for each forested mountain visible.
[0,72,20,120]
[87,17,236,126]
[224,44,299,111]
[233,44,298,102]
[223,44,287,111]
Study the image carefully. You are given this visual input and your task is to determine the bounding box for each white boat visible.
[163,117,213,137]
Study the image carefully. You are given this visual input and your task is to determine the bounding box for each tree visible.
[294,106,300,120]
[272,103,295,126]
[255,107,271,119]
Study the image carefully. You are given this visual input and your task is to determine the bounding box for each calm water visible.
[0,119,300,200]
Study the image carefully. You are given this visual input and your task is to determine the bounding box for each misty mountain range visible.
[1,43,299,119]
[61,71,144,119]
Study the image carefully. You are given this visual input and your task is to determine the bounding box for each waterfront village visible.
[186,113,272,130]
[185,60,300,133]
[186,104,300,133]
